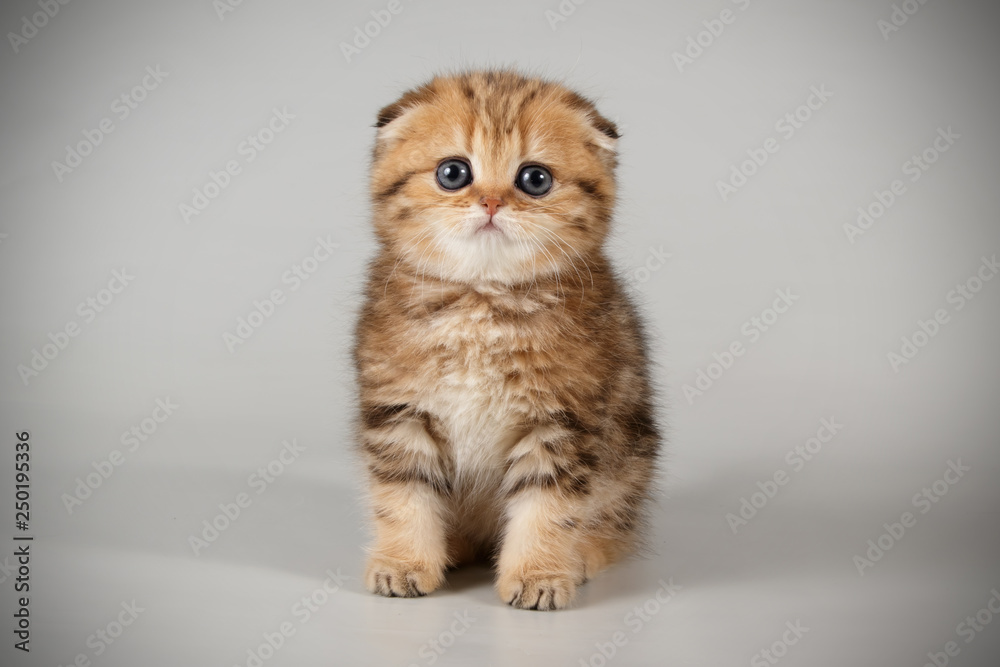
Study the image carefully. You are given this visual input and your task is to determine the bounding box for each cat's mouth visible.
[468,211,509,237]
[475,217,505,235]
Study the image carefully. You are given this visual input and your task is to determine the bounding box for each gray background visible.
[1,0,999,665]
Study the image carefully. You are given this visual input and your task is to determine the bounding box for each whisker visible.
[535,225,593,301]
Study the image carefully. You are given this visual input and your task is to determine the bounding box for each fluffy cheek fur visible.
[395,207,595,286]
[394,196,544,285]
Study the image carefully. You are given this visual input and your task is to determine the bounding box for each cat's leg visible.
[575,478,648,580]
[495,419,598,610]
[361,407,451,597]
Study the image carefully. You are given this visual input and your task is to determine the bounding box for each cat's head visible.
[369,70,619,286]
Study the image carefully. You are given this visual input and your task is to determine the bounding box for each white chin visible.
[438,231,538,284]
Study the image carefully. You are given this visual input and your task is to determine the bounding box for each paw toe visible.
[365,557,443,598]
[499,573,576,611]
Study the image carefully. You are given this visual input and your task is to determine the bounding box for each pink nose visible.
[481,196,503,217]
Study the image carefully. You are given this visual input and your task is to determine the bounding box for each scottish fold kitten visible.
[354,70,659,610]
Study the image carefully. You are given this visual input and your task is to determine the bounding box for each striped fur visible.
[354,70,660,610]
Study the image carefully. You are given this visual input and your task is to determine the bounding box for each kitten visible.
[354,69,659,610]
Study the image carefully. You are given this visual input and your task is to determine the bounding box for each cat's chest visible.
[410,297,561,472]
[417,298,558,399]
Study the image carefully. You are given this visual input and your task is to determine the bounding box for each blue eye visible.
[436,159,472,190]
[516,164,552,197]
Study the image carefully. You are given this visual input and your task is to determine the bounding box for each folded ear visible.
[587,112,620,153]
[374,99,411,128]
[561,91,619,153]
[374,83,438,145]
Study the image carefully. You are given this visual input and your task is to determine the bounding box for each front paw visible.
[365,555,444,598]
[496,571,577,611]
